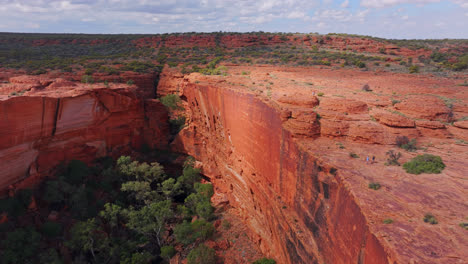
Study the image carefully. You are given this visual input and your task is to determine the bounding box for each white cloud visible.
[361,0,440,8]
[81,18,96,22]
[341,0,350,8]
[452,0,468,8]
[361,0,468,8]
[0,0,466,38]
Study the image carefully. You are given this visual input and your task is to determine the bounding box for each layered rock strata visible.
[0,78,168,191]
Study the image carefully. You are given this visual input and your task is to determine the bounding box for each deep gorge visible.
[1,72,390,264]
[1,59,467,263]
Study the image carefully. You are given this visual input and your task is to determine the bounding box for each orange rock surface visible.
[0,75,169,191]
[169,65,467,264]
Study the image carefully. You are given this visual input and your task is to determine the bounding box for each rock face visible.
[1,65,467,264]
[173,84,389,264]
[0,78,169,191]
[168,66,468,264]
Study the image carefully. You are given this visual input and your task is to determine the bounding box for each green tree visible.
[187,244,216,264]
[177,164,201,192]
[40,221,63,238]
[194,183,214,198]
[1,227,41,264]
[160,178,182,199]
[160,245,177,261]
[126,200,173,247]
[39,248,64,264]
[66,219,109,262]
[69,185,91,219]
[121,181,158,204]
[118,157,165,183]
[191,219,215,241]
[120,251,153,264]
[174,220,195,245]
[195,200,214,220]
[99,203,123,229]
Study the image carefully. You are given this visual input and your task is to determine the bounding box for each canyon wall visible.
[0,82,169,192]
[173,83,391,264]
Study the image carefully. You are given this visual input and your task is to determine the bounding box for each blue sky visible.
[0,0,467,39]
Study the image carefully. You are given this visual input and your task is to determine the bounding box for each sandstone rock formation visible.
[0,76,169,192]
[1,63,467,264]
[169,65,467,264]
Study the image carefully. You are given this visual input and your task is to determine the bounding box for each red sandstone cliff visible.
[168,66,468,264]
[0,76,169,191]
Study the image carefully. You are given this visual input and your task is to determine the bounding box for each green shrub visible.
[355,61,366,68]
[0,189,32,217]
[459,222,468,230]
[39,248,63,264]
[169,116,186,134]
[187,244,216,264]
[253,258,276,264]
[383,218,393,224]
[167,61,178,68]
[160,94,183,110]
[63,160,90,185]
[396,136,417,152]
[385,150,401,166]
[423,213,438,224]
[409,65,419,73]
[160,245,176,260]
[401,139,417,152]
[403,154,445,174]
[317,92,324,97]
[126,79,134,85]
[192,219,215,240]
[368,182,381,190]
[1,227,41,264]
[349,152,359,158]
[174,221,195,245]
[81,75,94,84]
[84,68,95,75]
[40,221,63,238]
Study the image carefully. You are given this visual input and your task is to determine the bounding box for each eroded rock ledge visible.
[0,78,168,191]
[164,66,467,264]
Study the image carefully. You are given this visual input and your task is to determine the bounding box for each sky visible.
[0,0,467,39]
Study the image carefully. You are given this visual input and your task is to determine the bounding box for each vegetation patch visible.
[253,258,277,264]
[423,213,438,224]
[368,182,381,190]
[383,218,394,224]
[160,94,183,110]
[0,154,219,263]
[385,150,401,166]
[403,154,445,174]
[396,136,417,152]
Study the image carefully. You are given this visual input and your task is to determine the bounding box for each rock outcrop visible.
[0,77,169,191]
[168,65,468,264]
